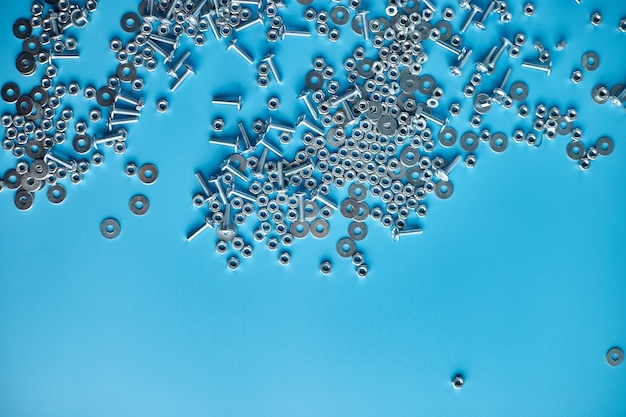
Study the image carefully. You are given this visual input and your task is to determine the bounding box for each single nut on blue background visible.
[590,12,601,26]
[125,162,137,176]
[320,260,332,275]
[452,375,464,389]
[620,18,626,32]
[156,98,168,113]
[212,117,224,132]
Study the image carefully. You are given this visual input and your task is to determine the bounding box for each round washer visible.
[1,82,20,103]
[22,36,42,54]
[438,126,457,148]
[120,12,141,33]
[29,86,48,105]
[566,140,585,160]
[582,51,600,71]
[607,347,624,366]
[347,221,368,241]
[138,163,158,184]
[435,180,454,199]
[14,190,34,211]
[117,62,137,82]
[304,70,324,90]
[15,52,36,76]
[490,132,508,153]
[377,114,398,135]
[13,18,32,39]
[310,218,330,238]
[290,220,310,238]
[434,21,453,41]
[72,134,91,154]
[348,182,367,201]
[400,146,420,167]
[96,86,116,107]
[460,132,479,152]
[556,117,572,136]
[418,75,437,95]
[330,5,350,25]
[47,184,67,204]
[354,202,370,221]
[356,58,375,78]
[596,136,614,156]
[29,158,48,179]
[25,141,46,159]
[130,194,149,215]
[399,72,419,93]
[3,169,22,190]
[509,81,529,101]
[15,95,34,116]
[101,218,121,239]
[340,198,359,218]
[336,237,356,258]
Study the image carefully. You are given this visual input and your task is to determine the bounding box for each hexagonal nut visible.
[619,18,626,32]
[91,152,104,166]
[465,154,477,168]
[590,12,601,26]
[320,260,332,275]
[356,264,368,278]
[278,251,291,266]
[227,256,239,270]
[212,117,225,132]
[452,375,464,389]
[192,193,206,207]
[125,162,137,176]
[156,98,168,113]
[571,70,583,84]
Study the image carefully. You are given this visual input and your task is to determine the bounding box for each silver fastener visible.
[170,64,195,91]
[262,52,282,84]
[460,4,482,33]
[212,95,242,110]
[227,38,255,65]
[391,225,423,241]
[522,60,552,75]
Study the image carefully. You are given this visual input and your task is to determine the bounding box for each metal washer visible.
[117,62,137,82]
[438,126,457,148]
[101,218,121,239]
[607,347,624,366]
[336,237,356,258]
[340,198,359,218]
[120,12,141,33]
[330,5,350,25]
[138,163,158,184]
[348,182,367,201]
[490,132,508,153]
[460,132,479,152]
[566,141,585,160]
[14,190,34,211]
[509,81,529,101]
[435,180,454,199]
[12,18,32,39]
[72,134,91,154]
[304,70,324,90]
[596,136,614,156]
[129,194,149,215]
[347,221,368,241]
[47,184,66,204]
[290,220,309,238]
[582,51,600,71]
[310,218,330,238]
[1,82,20,103]
[96,86,116,107]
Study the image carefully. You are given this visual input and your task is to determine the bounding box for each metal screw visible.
[475,46,497,73]
[206,11,220,40]
[450,49,473,76]
[186,216,215,241]
[298,90,318,120]
[279,26,310,39]
[227,38,254,65]
[195,172,215,200]
[236,14,264,32]
[357,10,370,40]
[209,176,228,204]
[230,186,256,203]
[391,226,423,241]
[416,106,448,127]
[252,147,269,178]
[434,154,462,181]
[521,60,552,76]
[296,115,324,135]
[492,67,512,101]
[295,191,306,220]
[221,160,248,183]
[460,4,482,33]
[170,64,195,91]
[111,105,141,118]
[474,0,497,29]
[166,50,191,78]
[149,33,179,47]
[330,88,361,108]
[422,0,436,10]
[255,133,283,157]
[209,136,239,151]
[311,188,337,211]
[93,128,127,148]
[238,122,253,151]
[115,90,144,109]
[262,53,282,84]
[44,151,77,171]
[276,160,286,194]
[146,38,174,62]
[435,39,466,57]
[107,115,139,130]
[488,37,512,70]
[212,96,242,110]
[48,51,80,63]
[266,116,295,133]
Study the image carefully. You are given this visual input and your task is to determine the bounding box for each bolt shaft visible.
[186,217,213,241]
[195,172,213,198]
[238,122,252,150]
[475,0,497,28]
[209,136,239,150]
[236,15,263,31]
[300,118,324,135]
[253,147,269,178]
[257,136,282,157]
[170,66,193,91]
[264,56,282,84]
[230,43,254,64]
[299,92,318,120]
[109,116,139,127]
[522,61,551,74]
[435,39,463,55]
[460,6,480,32]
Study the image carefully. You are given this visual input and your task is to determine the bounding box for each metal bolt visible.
[115,91,144,109]
[474,0,497,29]
[170,64,195,91]
[195,172,214,200]
[206,11,220,39]
[276,160,287,194]
[230,186,256,203]
[262,53,282,84]
[44,151,77,171]
[252,147,269,178]
[166,50,191,78]
[434,154,462,181]
[149,33,179,47]
[475,46,497,73]
[610,86,626,106]
[236,14,264,32]
[111,105,141,118]
[212,96,242,110]
[416,106,448,127]
[330,88,361,108]
[267,117,295,133]
[209,136,239,151]
[48,51,80,63]
[488,37,512,70]
[93,128,127,148]
[238,122,252,151]
[146,38,174,62]
[107,115,139,130]
[296,115,324,135]
[450,48,473,76]
[435,39,466,57]
[295,191,306,220]
[186,216,215,241]
[222,160,248,183]
[255,134,283,157]
[227,38,254,65]
[422,0,436,10]
[279,25,310,39]
[311,188,337,211]
[284,160,313,177]
[298,90,318,120]
[460,4,482,33]
[357,10,370,40]
[209,177,228,204]
[391,226,423,241]
[521,60,552,76]
[492,67,512,101]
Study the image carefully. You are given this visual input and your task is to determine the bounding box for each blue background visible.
[1,1,626,416]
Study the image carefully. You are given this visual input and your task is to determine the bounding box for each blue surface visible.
[1,1,626,416]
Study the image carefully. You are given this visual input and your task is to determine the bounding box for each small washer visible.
[1,82,20,103]
[305,70,325,90]
[129,194,149,215]
[596,136,614,156]
[290,220,309,238]
[582,51,600,71]
[13,18,32,39]
[607,347,624,366]
[15,52,36,76]
[460,132,479,152]
[555,117,573,136]
[418,75,437,95]
[400,146,420,167]
[566,141,585,160]
[15,95,34,116]
[340,198,359,218]
[3,169,22,190]
[47,184,66,204]
[400,72,419,93]
[72,134,91,154]
[310,218,330,238]
[14,190,34,211]
[509,81,529,101]
[356,58,375,78]
[101,218,121,239]
[29,86,48,106]
[336,237,356,258]
[117,62,137,82]
[120,12,141,33]
[347,221,368,241]
[330,5,350,25]
[490,132,508,153]
[22,36,42,54]
[138,163,158,184]
[348,182,367,201]
[435,180,454,199]
[96,86,116,107]
[438,126,457,148]
[377,114,398,135]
